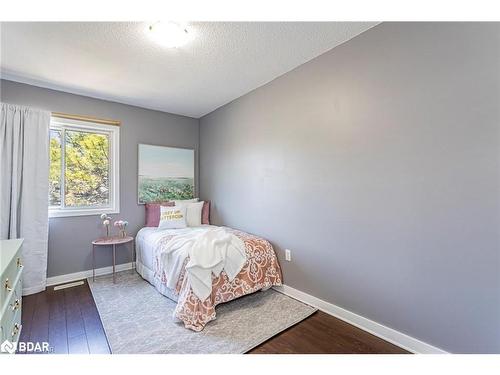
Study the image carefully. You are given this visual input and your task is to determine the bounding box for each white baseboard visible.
[23,283,46,296]
[273,284,448,354]
[46,262,135,287]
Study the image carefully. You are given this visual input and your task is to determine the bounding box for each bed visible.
[135,225,283,331]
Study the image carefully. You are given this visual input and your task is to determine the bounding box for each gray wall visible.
[199,22,500,353]
[0,79,199,278]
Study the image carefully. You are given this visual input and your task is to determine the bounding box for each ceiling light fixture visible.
[147,21,192,48]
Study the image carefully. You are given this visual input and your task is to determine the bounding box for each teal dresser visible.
[0,239,24,352]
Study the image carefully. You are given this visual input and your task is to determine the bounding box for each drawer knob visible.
[12,323,20,337]
[17,257,23,268]
[11,299,20,311]
[4,278,12,292]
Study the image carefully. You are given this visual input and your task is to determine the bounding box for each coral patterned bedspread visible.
[139,226,282,331]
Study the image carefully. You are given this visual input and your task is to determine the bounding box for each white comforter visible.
[157,226,247,301]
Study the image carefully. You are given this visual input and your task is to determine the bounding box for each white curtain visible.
[1,103,50,295]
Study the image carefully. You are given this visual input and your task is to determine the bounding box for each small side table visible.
[92,235,135,283]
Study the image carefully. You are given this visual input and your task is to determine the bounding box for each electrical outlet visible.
[285,249,292,261]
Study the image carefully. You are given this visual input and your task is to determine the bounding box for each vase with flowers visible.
[100,213,112,237]
[113,220,129,238]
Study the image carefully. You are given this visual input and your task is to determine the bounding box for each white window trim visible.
[48,117,120,218]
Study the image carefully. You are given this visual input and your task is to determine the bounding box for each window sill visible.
[49,207,120,218]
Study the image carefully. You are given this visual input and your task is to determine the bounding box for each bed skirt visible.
[135,260,179,303]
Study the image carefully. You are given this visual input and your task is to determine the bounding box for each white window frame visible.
[49,117,120,218]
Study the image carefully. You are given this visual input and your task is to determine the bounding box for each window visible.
[49,117,119,217]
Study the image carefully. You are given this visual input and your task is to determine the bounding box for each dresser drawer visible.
[1,308,22,345]
[1,239,23,353]
[1,278,22,332]
[1,255,23,312]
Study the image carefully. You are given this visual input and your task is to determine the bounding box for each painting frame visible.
[137,143,196,204]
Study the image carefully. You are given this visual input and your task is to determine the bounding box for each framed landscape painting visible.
[138,144,195,204]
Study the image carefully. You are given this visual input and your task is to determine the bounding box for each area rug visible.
[88,270,316,354]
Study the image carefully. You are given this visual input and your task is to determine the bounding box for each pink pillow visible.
[145,202,174,227]
[201,200,210,225]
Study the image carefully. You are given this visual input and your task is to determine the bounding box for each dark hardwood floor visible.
[21,280,408,354]
[20,280,110,354]
[249,311,407,354]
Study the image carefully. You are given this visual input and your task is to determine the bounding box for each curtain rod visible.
[51,112,121,126]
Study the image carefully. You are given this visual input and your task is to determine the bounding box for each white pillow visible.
[158,205,187,229]
[172,198,199,205]
[175,201,204,227]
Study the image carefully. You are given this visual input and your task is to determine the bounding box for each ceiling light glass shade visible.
[148,21,191,48]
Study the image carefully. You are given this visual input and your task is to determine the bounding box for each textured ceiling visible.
[0,22,376,118]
